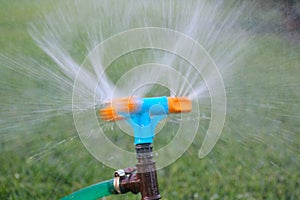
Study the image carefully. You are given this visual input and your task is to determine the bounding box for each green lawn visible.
[1,1,300,200]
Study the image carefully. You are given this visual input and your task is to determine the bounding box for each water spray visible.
[62,96,192,200]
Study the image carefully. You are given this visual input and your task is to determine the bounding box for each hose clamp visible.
[114,169,125,177]
[114,169,125,194]
[113,176,121,194]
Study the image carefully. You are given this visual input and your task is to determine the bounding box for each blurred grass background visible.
[1,1,300,200]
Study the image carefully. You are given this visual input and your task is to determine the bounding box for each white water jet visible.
[1,0,255,167]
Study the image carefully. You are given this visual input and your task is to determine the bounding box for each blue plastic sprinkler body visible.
[128,97,168,144]
[100,96,192,145]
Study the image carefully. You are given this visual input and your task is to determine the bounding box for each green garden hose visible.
[61,179,116,200]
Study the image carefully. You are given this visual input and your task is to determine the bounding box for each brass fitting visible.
[114,167,140,195]
[113,144,161,200]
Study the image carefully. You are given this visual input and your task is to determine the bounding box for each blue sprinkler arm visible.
[100,96,192,144]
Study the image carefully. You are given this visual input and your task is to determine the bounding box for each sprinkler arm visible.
[99,96,192,144]
[100,96,192,120]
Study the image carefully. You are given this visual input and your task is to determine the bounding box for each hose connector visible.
[113,167,140,195]
[112,144,161,200]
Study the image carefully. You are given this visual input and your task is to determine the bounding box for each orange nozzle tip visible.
[115,97,138,113]
[168,97,192,113]
[99,97,139,121]
[99,107,123,121]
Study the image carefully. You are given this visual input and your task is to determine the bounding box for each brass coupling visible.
[113,167,140,195]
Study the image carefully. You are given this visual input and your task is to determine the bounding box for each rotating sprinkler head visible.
[100,96,192,121]
[99,96,192,144]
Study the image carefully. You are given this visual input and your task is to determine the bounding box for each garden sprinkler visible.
[62,96,192,200]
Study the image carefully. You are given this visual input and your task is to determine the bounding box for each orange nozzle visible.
[114,97,138,113]
[99,97,139,121]
[99,96,192,121]
[167,97,192,113]
[99,106,122,121]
